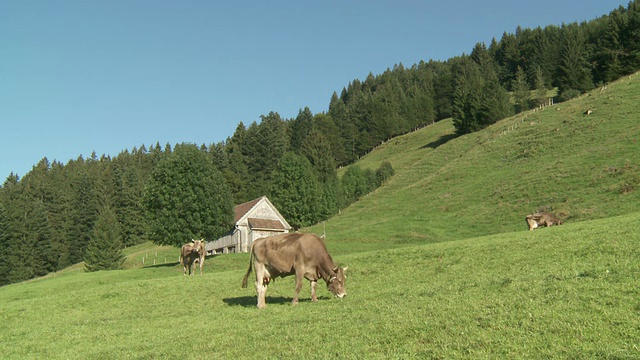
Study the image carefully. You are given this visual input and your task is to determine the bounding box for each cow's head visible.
[191,239,204,253]
[327,266,348,298]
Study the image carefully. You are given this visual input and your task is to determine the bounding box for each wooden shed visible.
[205,196,291,255]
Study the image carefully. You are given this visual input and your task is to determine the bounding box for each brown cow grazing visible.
[180,239,205,275]
[526,212,564,231]
[241,233,347,309]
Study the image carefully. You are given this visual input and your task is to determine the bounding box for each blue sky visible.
[0,1,627,180]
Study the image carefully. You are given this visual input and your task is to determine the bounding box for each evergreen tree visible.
[0,202,12,285]
[268,152,323,227]
[242,112,288,199]
[431,60,455,120]
[65,163,99,265]
[46,160,73,270]
[84,205,125,272]
[24,199,55,278]
[223,123,252,204]
[313,113,346,167]
[111,162,145,247]
[557,23,593,97]
[328,92,356,165]
[143,143,234,247]
[533,66,549,107]
[495,32,521,88]
[289,107,314,151]
[621,0,640,74]
[474,42,514,126]
[452,57,483,135]
[512,66,531,113]
[1,174,21,284]
[593,8,625,84]
[300,129,337,184]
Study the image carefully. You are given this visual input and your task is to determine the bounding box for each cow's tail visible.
[241,246,254,288]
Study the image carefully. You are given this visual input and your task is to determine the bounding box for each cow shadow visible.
[223,295,328,307]
[420,133,457,149]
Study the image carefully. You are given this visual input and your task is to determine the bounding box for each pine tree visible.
[474,42,514,127]
[512,66,531,113]
[84,206,125,272]
[289,107,314,151]
[557,23,593,98]
[452,57,483,135]
[242,112,288,199]
[111,163,145,247]
[0,202,13,285]
[300,129,337,184]
[313,113,346,167]
[65,164,99,265]
[328,92,356,165]
[533,66,548,107]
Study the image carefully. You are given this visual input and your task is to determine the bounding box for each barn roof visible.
[234,197,262,223]
[248,218,286,230]
[232,196,291,231]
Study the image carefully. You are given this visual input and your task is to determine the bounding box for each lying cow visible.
[180,239,205,275]
[241,233,347,309]
[525,212,564,231]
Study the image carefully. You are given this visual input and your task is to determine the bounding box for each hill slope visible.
[311,72,640,252]
[1,73,639,359]
[1,212,638,358]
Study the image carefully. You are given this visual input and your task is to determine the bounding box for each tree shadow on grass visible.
[420,133,457,149]
[145,262,180,268]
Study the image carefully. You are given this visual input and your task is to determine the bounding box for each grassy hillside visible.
[1,73,639,358]
[313,72,640,251]
[1,213,638,358]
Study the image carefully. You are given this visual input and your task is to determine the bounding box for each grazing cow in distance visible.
[241,233,347,309]
[526,212,564,231]
[180,239,205,275]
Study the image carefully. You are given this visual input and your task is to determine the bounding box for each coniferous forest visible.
[1,2,639,286]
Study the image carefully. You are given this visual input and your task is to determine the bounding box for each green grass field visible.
[1,73,639,359]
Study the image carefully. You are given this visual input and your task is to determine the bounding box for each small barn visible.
[205,196,291,255]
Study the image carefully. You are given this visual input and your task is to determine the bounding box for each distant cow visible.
[241,233,347,309]
[180,239,205,275]
[526,212,564,231]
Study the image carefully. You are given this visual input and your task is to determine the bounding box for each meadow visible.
[1,73,639,359]
[1,213,639,359]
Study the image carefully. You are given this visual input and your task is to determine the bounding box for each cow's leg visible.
[254,262,268,309]
[310,280,318,302]
[199,257,204,275]
[292,271,304,305]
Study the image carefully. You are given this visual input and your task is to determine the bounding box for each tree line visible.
[1,1,639,285]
